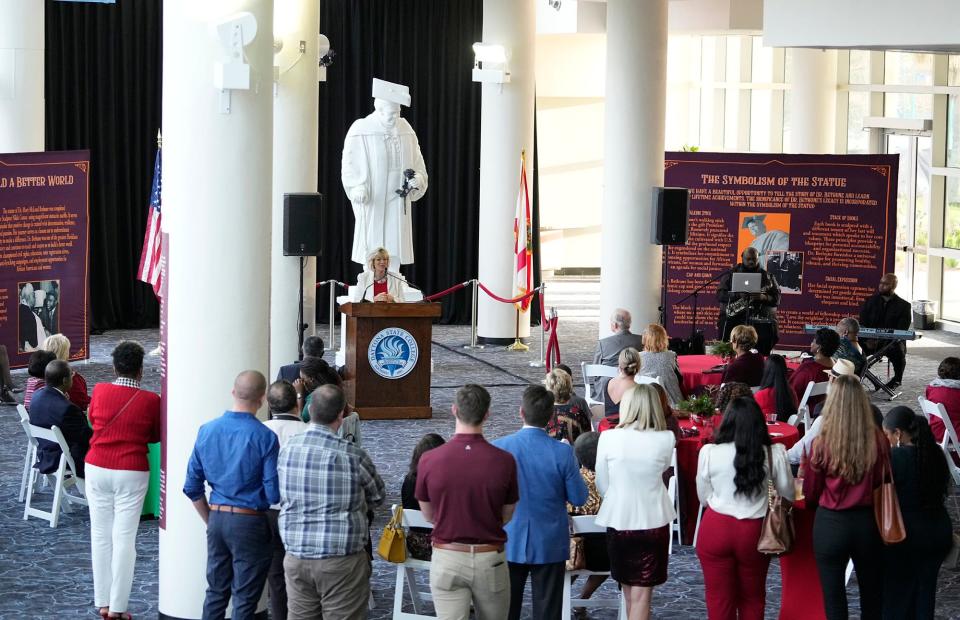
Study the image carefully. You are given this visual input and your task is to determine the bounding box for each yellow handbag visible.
[377,505,407,563]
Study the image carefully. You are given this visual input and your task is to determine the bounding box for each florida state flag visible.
[513,154,532,312]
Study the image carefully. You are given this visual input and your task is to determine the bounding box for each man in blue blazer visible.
[28,359,91,478]
[494,385,588,620]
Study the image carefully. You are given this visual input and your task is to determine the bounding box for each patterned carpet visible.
[0,322,958,619]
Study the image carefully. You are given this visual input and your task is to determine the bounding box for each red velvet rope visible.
[540,293,561,371]
[477,283,538,305]
[424,281,469,302]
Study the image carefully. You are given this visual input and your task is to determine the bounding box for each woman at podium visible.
[351,247,409,303]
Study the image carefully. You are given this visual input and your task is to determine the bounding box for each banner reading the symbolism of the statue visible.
[0,150,90,366]
[663,152,898,350]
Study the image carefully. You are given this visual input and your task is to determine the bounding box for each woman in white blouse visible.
[696,396,795,620]
[595,384,676,620]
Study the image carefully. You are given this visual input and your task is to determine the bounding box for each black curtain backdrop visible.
[45,0,162,331]
[318,0,541,325]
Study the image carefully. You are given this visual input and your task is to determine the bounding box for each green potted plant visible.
[675,393,715,419]
[707,339,735,361]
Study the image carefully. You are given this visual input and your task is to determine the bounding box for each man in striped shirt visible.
[277,384,384,619]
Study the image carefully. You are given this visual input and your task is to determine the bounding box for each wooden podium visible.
[341,302,441,420]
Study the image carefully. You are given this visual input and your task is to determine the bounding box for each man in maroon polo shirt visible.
[415,384,519,619]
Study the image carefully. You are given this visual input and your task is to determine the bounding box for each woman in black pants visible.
[803,375,888,620]
[881,406,953,619]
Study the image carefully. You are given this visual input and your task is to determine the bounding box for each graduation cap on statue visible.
[372,78,411,107]
[742,215,767,228]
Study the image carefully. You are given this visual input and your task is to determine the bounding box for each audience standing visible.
[495,386,588,620]
[787,364,868,468]
[638,324,684,406]
[278,384,385,620]
[415,384,519,620]
[23,349,56,411]
[29,359,91,478]
[595,384,676,620]
[721,325,765,387]
[753,354,798,422]
[43,333,90,411]
[803,374,888,620]
[182,371,279,620]
[543,368,592,444]
[401,433,446,561]
[696,397,794,620]
[925,356,960,443]
[84,342,161,620]
[881,406,953,619]
[262,381,308,620]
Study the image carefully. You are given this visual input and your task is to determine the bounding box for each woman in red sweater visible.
[925,356,960,443]
[43,333,91,411]
[85,341,161,620]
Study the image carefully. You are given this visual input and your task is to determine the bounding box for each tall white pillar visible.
[160,1,273,618]
[599,0,667,337]
[476,0,535,342]
[788,48,837,154]
[0,0,44,153]
[269,0,319,378]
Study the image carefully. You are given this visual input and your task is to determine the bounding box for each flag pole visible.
[506,308,529,351]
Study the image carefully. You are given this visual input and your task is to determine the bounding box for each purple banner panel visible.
[663,152,898,350]
[0,150,90,367]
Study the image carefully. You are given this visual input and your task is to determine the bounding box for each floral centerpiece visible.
[675,393,715,420]
[707,339,735,361]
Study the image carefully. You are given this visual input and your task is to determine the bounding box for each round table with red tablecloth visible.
[677,354,802,396]
[778,498,826,620]
[675,417,799,545]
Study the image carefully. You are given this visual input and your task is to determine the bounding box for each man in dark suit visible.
[19,283,39,351]
[276,335,325,383]
[591,308,643,391]
[860,273,912,389]
[28,359,91,477]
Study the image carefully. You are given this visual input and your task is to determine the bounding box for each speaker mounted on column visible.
[651,187,689,245]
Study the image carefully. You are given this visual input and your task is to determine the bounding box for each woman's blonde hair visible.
[729,325,758,350]
[814,374,878,484]
[618,384,666,431]
[42,334,71,361]
[618,347,641,376]
[643,324,669,353]
[543,368,573,402]
[366,247,390,271]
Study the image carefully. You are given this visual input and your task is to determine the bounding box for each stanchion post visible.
[328,280,336,354]
[463,279,484,350]
[529,283,545,368]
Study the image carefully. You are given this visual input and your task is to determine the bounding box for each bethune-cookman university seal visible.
[367,327,419,379]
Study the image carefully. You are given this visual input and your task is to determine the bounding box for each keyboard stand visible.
[859,339,902,401]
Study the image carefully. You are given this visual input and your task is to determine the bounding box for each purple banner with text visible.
[0,150,90,366]
[663,152,898,350]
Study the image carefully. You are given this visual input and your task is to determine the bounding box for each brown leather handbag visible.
[757,447,795,555]
[874,452,906,545]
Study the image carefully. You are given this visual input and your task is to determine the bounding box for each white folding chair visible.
[392,506,436,619]
[563,515,627,620]
[667,448,681,553]
[918,397,960,486]
[581,362,618,419]
[692,503,707,546]
[798,381,828,415]
[23,423,86,528]
[17,405,40,502]
[634,375,661,386]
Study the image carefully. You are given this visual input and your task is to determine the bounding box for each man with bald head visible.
[716,246,780,352]
[860,273,912,389]
[591,308,644,391]
[29,358,91,477]
[184,370,280,619]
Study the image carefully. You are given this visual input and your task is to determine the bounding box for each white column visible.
[476,0,535,342]
[269,0,319,379]
[160,2,273,618]
[788,48,837,154]
[0,0,43,153]
[599,0,667,337]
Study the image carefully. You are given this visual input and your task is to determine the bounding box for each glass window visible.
[949,96,960,168]
[726,36,742,82]
[914,254,929,301]
[752,37,773,83]
[884,93,934,120]
[783,49,792,83]
[849,50,870,84]
[950,55,960,86]
[884,52,934,86]
[887,134,913,249]
[946,177,960,250]
[750,90,772,151]
[847,91,870,154]
[782,91,791,152]
[915,136,932,248]
[942,260,960,321]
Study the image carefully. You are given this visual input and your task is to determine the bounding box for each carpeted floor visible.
[0,321,958,619]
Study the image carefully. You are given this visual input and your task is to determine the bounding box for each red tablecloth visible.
[675,418,799,545]
[779,498,825,620]
[677,354,801,396]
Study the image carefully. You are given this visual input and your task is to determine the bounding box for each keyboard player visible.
[859,273,912,389]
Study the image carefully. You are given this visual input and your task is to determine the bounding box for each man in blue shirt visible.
[183,370,280,620]
[494,385,588,620]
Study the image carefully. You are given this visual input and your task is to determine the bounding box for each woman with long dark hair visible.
[401,433,446,560]
[696,397,794,619]
[753,354,798,422]
[881,406,953,619]
[803,374,888,620]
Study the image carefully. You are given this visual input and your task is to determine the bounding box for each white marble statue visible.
[341,78,428,265]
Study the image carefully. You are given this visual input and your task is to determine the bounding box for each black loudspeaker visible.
[283,193,324,256]
[651,187,689,245]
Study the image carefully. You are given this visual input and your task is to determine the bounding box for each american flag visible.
[137,148,163,298]
[513,154,532,312]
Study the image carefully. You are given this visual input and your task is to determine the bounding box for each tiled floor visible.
[1,321,958,619]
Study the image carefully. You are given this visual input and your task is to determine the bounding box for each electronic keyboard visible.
[802,325,919,341]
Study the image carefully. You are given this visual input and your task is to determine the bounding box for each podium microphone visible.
[386,271,425,301]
